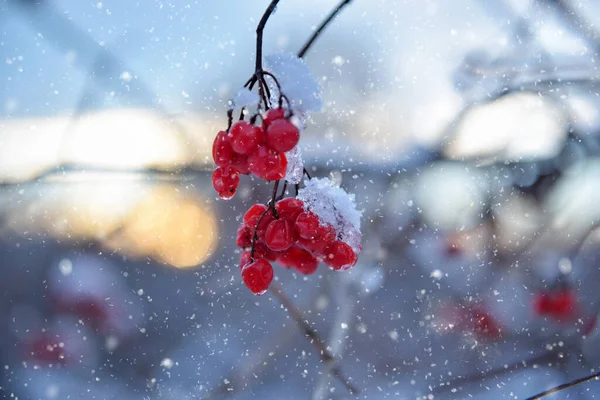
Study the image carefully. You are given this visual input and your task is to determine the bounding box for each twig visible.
[255,0,281,73]
[269,283,359,395]
[312,274,356,399]
[297,0,354,58]
[542,0,600,54]
[430,351,557,397]
[525,370,600,400]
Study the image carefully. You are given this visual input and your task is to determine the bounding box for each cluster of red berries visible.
[211,107,300,199]
[237,198,358,294]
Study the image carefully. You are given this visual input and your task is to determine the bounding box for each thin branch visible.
[313,274,356,399]
[430,351,557,397]
[525,370,600,400]
[256,0,281,73]
[297,0,353,58]
[269,284,359,395]
[541,0,600,54]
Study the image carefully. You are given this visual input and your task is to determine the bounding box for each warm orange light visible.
[103,185,218,268]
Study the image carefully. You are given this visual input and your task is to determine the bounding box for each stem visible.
[271,179,280,204]
[249,207,272,260]
[226,110,233,131]
[256,0,281,73]
[269,284,359,395]
[276,181,288,201]
[297,0,353,59]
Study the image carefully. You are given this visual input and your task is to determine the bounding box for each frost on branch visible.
[264,52,323,114]
[297,177,362,253]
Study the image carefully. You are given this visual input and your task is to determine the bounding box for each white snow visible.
[263,52,323,114]
[297,177,362,253]
[284,145,304,184]
[229,87,260,110]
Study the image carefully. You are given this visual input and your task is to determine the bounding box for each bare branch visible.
[297,0,354,58]
[269,284,359,395]
[525,369,600,400]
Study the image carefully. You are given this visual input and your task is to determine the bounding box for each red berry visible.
[469,308,501,340]
[240,250,252,270]
[241,258,274,295]
[275,198,304,222]
[278,246,319,275]
[263,108,285,127]
[266,119,300,153]
[231,153,250,174]
[265,219,295,251]
[236,224,252,248]
[299,223,336,255]
[244,204,268,227]
[254,242,279,261]
[243,205,276,241]
[248,145,287,181]
[295,211,320,239]
[26,333,69,365]
[323,241,357,271]
[212,130,235,167]
[229,121,264,154]
[212,166,240,200]
[534,290,576,321]
[263,152,287,181]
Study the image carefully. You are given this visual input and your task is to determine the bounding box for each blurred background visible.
[2,0,600,398]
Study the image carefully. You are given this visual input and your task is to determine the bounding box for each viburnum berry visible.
[266,119,300,153]
[295,211,320,239]
[231,153,250,175]
[26,333,69,365]
[253,242,279,261]
[239,250,252,270]
[244,204,268,227]
[468,308,502,340]
[265,219,295,251]
[241,258,274,295]
[275,198,304,222]
[323,241,357,271]
[236,224,252,248]
[278,246,319,275]
[242,207,275,241]
[229,121,265,155]
[534,289,576,321]
[299,223,336,255]
[212,166,240,200]
[248,145,287,181]
[263,107,285,127]
[212,130,235,167]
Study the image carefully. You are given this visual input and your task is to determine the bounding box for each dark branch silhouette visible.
[525,370,600,400]
[297,0,354,58]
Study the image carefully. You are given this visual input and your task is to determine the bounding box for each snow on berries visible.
[297,177,363,254]
[234,178,362,294]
